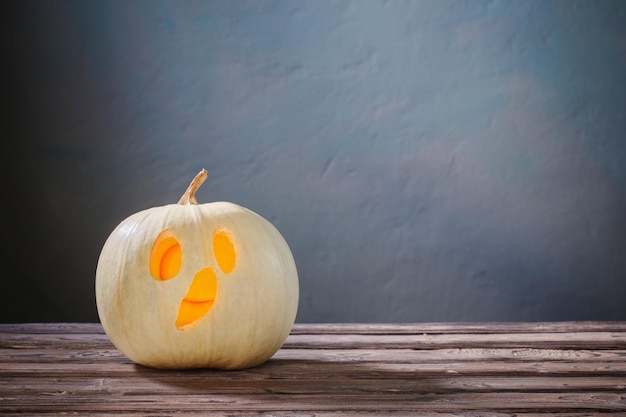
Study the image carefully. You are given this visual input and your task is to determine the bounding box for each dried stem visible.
[178,169,208,205]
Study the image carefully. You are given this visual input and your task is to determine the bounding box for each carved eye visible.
[149,230,182,281]
[213,228,236,274]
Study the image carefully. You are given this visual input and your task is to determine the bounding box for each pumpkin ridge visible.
[258,215,294,351]
[115,210,152,361]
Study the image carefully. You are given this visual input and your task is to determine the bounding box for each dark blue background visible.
[5,0,626,323]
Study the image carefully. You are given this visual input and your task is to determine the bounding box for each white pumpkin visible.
[95,169,299,369]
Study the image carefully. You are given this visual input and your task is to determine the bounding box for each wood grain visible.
[1,322,625,416]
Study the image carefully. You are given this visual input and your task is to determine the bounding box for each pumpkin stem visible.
[178,169,208,205]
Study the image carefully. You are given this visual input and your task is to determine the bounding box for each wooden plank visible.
[3,411,624,417]
[0,392,625,413]
[0,322,104,334]
[3,409,604,417]
[2,321,626,335]
[2,347,625,365]
[0,332,114,349]
[1,375,625,396]
[291,321,626,335]
[274,347,626,363]
[2,330,625,350]
[284,332,626,350]
[2,357,625,378]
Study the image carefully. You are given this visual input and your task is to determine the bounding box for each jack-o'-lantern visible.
[95,169,299,370]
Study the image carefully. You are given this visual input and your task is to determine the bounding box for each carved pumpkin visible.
[95,169,299,370]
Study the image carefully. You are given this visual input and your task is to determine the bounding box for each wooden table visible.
[1,322,625,415]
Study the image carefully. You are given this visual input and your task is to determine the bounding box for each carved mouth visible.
[175,267,218,330]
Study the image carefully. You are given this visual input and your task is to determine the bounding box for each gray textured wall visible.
[4,0,626,323]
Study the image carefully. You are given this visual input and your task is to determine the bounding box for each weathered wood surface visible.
[1,322,625,416]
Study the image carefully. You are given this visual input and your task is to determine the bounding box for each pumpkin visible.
[95,169,299,370]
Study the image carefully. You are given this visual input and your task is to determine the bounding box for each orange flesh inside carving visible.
[176,267,218,330]
[213,230,236,274]
[149,230,182,281]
